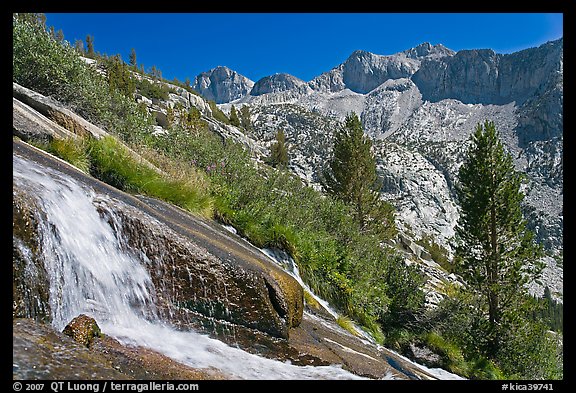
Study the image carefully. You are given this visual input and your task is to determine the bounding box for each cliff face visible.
[412,38,563,108]
[192,66,254,104]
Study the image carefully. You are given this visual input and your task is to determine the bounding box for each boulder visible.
[62,314,102,348]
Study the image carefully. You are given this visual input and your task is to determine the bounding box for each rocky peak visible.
[250,73,307,96]
[403,42,456,59]
[192,66,254,104]
[340,50,420,94]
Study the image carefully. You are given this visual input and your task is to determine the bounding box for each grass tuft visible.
[47,137,91,173]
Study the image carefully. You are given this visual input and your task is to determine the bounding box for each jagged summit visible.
[193,43,458,101]
[403,42,456,59]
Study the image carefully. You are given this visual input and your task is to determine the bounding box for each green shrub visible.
[208,100,230,124]
[13,17,154,145]
[135,77,172,101]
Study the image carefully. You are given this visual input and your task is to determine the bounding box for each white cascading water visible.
[13,152,367,380]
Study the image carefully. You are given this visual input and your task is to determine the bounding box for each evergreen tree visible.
[267,129,289,169]
[229,105,241,127]
[185,77,191,88]
[129,48,137,68]
[105,54,135,97]
[85,34,95,58]
[239,105,254,134]
[455,120,544,357]
[323,113,395,237]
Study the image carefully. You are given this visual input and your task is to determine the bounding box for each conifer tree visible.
[85,34,95,58]
[229,105,241,127]
[129,48,137,68]
[74,39,84,54]
[239,105,254,134]
[105,54,135,97]
[455,120,544,356]
[267,129,289,169]
[323,113,395,237]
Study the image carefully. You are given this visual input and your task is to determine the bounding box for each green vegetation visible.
[104,54,136,98]
[425,121,562,379]
[135,77,173,101]
[13,15,562,380]
[44,137,91,174]
[208,100,230,124]
[455,120,544,354]
[229,105,241,127]
[336,315,359,336]
[323,113,396,239]
[39,135,214,218]
[239,105,254,134]
[415,234,451,271]
[13,14,154,146]
[266,129,289,169]
[531,287,563,333]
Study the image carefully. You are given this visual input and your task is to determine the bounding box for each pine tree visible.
[455,120,544,357]
[267,129,289,169]
[239,105,254,134]
[105,54,135,97]
[85,34,95,58]
[129,48,137,69]
[323,113,395,237]
[229,105,241,127]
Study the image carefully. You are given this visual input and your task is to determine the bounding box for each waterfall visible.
[12,152,367,380]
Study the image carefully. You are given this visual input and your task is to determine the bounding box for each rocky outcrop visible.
[402,42,456,60]
[13,189,51,322]
[192,66,254,104]
[98,194,304,338]
[309,49,419,94]
[250,73,308,96]
[13,82,108,140]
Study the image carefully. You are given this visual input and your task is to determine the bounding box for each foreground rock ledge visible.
[13,318,228,380]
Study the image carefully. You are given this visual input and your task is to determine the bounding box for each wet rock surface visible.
[62,315,102,348]
[13,318,227,380]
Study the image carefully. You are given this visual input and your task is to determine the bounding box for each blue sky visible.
[44,13,563,84]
